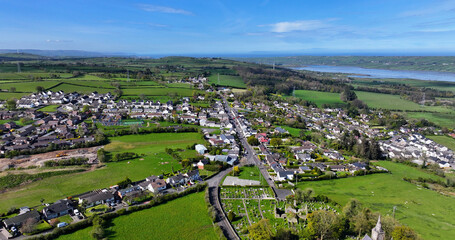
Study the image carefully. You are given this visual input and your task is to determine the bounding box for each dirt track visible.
[0,146,100,171]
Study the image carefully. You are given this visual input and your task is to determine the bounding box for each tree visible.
[9,87,16,92]
[391,226,419,240]
[227,210,236,222]
[97,148,106,163]
[81,105,90,113]
[274,228,298,240]
[116,177,132,188]
[6,99,16,111]
[270,138,282,147]
[181,159,190,168]
[343,199,362,219]
[247,136,260,146]
[307,210,340,240]
[49,218,60,227]
[36,86,45,92]
[130,124,139,134]
[353,208,376,237]
[248,219,273,240]
[19,117,30,125]
[340,87,357,102]
[91,225,105,240]
[20,218,38,234]
[233,166,240,176]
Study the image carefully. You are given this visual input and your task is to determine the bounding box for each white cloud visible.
[138,4,193,15]
[260,20,329,33]
[46,39,73,43]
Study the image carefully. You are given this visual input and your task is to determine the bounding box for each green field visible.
[106,192,216,240]
[237,166,268,185]
[208,74,246,88]
[122,87,195,97]
[278,125,302,137]
[355,91,455,127]
[404,112,455,128]
[291,90,345,107]
[39,105,59,112]
[297,161,455,240]
[427,135,455,151]
[57,192,217,240]
[355,91,452,112]
[352,78,455,93]
[0,132,203,213]
[0,81,60,92]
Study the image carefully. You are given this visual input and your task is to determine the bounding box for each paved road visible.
[206,167,240,240]
[223,98,292,201]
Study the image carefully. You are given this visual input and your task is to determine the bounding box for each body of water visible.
[294,65,455,82]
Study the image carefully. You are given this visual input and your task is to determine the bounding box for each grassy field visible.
[208,74,246,88]
[57,192,217,240]
[291,90,345,107]
[122,87,195,97]
[352,78,455,93]
[237,166,268,185]
[355,91,455,127]
[404,112,455,128]
[355,91,452,112]
[297,161,455,240]
[106,192,216,240]
[427,135,455,151]
[0,81,60,92]
[39,105,59,112]
[0,132,203,213]
[278,125,302,137]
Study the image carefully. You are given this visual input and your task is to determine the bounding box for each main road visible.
[206,167,240,240]
[222,98,291,200]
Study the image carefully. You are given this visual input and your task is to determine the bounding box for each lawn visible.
[208,74,246,88]
[39,105,59,112]
[427,135,455,151]
[291,90,345,107]
[297,161,455,240]
[0,132,204,213]
[278,125,302,137]
[237,166,268,185]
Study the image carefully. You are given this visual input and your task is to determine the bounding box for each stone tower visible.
[371,215,385,240]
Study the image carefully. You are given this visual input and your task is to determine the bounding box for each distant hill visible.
[0,49,131,58]
[0,53,50,61]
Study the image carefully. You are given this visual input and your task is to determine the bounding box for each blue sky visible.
[1,0,455,55]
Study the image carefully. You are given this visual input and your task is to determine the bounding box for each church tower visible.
[371,215,385,240]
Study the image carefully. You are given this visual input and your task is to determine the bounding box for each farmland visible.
[0,132,203,213]
[106,192,217,240]
[208,74,246,88]
[291,90,345,107]
[355,91,452,112]
[427,135,455,151]
[352,91,455,128]
[56,192,217,240]
[296,161,455,240]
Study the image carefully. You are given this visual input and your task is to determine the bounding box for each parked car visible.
[57,222,69,228]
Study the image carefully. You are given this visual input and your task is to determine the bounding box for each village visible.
[0,85,453,239]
